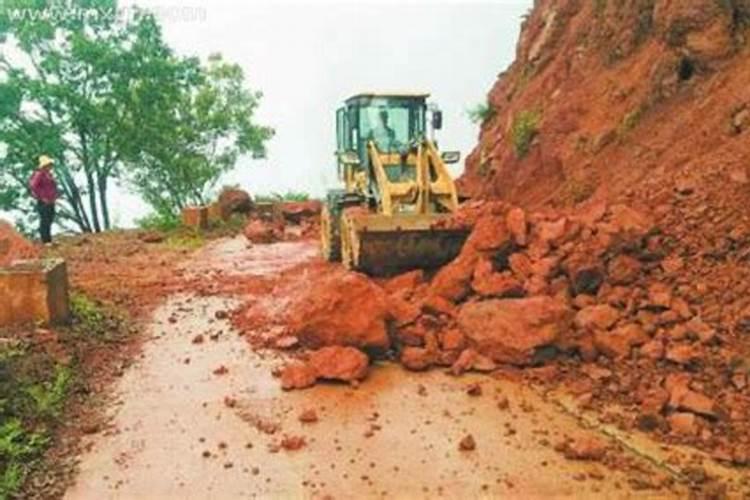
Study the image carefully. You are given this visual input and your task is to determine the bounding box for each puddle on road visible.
[66,239,691,499]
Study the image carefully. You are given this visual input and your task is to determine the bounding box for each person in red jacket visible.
[29,155,59,244]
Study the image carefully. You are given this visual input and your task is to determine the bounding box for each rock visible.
[430,254,478,302]
[607,255,641,285]
[562,436,609,461]
[280,363,318,390]
[439,329,466,351]
[593,324,649,359]
[400,346,436,371]
[384,270,424,295]
[387,295,421,327]
[218,188,253,217]
[459,434,476,451]
[667,378,717,418]
[574,304,620,331]
[608,204,653,238]
[139,231,164,244]
[471,270,524,298]
[676,391,717,419]
[466,383,483,396]
[243,219,280,244]
[280,435,307,451]
[665,344,701,365]
[509,253,533,279]
[450,348,478,375]
[506,207,528,245]
[275,336,299,349]
[647,283,673,309]
[640,387,670,415]
[668,413,698,436]
[661,255,684,274]
[640,339,665,360]
[308,346,369,382]
[287,270,391,350]
[298,409,319,423]
[465,215,512,252]
[537,218,568,246]
[421,294,456,317]
[684,317,715,344]
[280,200,322,221]
[457,297,572,365]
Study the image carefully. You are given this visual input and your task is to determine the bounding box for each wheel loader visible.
[321,92,470,275]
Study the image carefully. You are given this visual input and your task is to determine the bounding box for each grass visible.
[510,110,541,158]
[135,212,182,233]
[468,101,496,125]
[165,231,206,251]
[0,292,126,497]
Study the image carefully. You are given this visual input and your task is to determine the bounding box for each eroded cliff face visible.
[460,0,750,208]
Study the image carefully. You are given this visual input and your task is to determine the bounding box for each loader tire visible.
[320,204,341,262]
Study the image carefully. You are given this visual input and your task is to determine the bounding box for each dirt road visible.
[65,237,699,499]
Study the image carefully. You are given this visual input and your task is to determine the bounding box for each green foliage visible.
[510,110,541,158]
[0,1,272,233]
[125,53,274,219]
[135,212,181,233]
[24,367,71,420]
[165,231,205,251]
[70,292,125,340]
[0,420,48,498]
[255,191,311,202]
[468,101,496,125]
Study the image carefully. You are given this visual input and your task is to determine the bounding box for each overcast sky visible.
[7,0,533,227]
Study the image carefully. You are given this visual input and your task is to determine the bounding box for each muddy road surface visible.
[65,237,706,499]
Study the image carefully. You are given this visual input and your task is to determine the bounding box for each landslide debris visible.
[0,219,40,266]
[236,194,750,467]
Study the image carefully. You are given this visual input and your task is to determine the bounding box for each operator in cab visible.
[369,108,400,152]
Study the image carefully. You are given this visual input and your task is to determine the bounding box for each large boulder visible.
[281,200,322,223]
[0,220,39,267]
[457,297,573,365]
[287,270,391,350]
[243,219,282,244]
[218,188,253,218]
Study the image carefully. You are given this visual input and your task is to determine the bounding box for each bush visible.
[255,191,311,203]
[511,110,541,158]
[135,212,181,232]
[468,101,496,125]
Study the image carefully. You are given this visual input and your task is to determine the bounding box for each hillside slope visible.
[460,0,750,208]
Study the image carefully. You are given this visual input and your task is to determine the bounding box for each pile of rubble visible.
[0,220,39,267]
[237,192,749,464]
[243,200,321,244]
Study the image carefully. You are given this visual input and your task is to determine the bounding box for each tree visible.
[0,0,186,232]
[0,1,273,233]
[124,54,273,218]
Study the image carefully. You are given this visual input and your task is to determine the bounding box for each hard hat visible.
[38,155,55,168]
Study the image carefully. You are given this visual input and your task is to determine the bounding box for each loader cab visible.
[336,93,430,190]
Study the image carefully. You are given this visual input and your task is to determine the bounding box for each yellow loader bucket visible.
[340,212,470,276]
